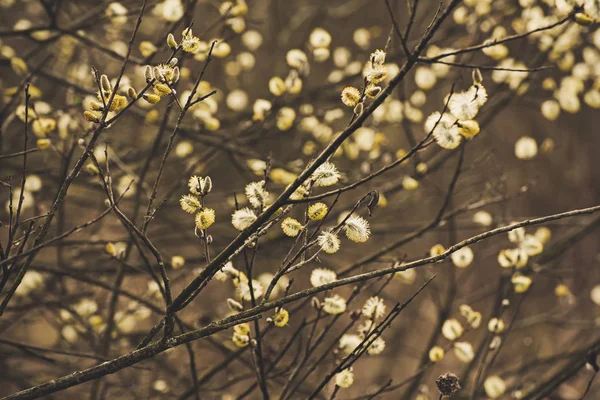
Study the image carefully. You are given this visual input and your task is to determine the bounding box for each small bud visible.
[472,68,483,85]
[227,298,244,311]
[489,335,502,350]
[311,297,321,310]
[167,33,178,50]
[575,13,594,26]
[84,111,100,123]
[168,58,178,67]
[153,83,172,97]
[37,138,51,149]
[100,74,112,93]
[153,66,165,82]
[89,101,103,111]
[200,176,212,195]
[143,94,161,104]
[353,102,363,116]
[364,85,382,98]
[367,190,379,216]
[127,87,138,100]
[172,66,180,83]
[145,65,154,83]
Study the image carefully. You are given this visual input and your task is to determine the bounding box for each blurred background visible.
[1,0,600,398]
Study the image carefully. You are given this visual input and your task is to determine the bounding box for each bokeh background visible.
[1,0,600,398]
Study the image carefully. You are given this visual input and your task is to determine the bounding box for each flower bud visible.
[89,101,103,111]
[472,68,483,85]
[575,13,594,26]
[153,66,165,82]
[227,298,244,311]
[100,74,112,93]
[143,94,161,104]
[311,297,321,310]
[84,111,100,123]
[353,102,363,117]
[144,65,153,83]
[37,138,51,149]
[172,66,180,83]
[200,176,212,195]
[365,85,381,98]
[127,87,138,100]
[153,83,172,97]
[167,33,178,49]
